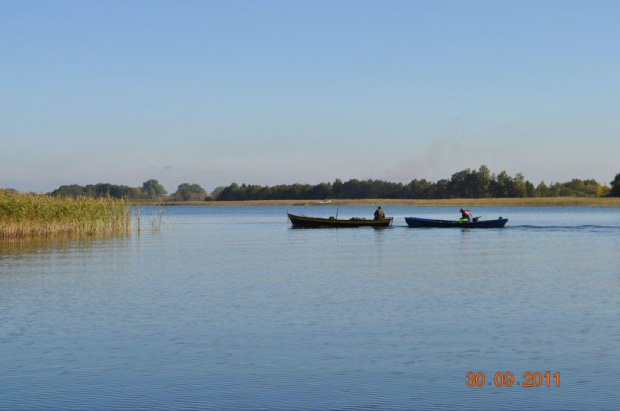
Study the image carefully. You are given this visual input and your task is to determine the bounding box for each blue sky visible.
[2,1,619,193]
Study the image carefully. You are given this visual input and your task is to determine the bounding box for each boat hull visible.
[288,213,393,228]
[405,217,508,228]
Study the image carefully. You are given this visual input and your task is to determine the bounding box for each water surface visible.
[1,206,619,409]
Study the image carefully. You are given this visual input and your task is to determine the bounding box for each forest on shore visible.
[40,166,620,201]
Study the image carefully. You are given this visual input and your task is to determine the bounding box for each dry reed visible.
[0,191,132,238]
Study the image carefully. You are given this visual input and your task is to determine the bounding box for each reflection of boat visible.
[288,213,393,228]
[405,217,508,228]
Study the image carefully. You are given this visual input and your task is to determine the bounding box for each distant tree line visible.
[45,167,620,201]
[50,179,209,201]
[51,183,143,199]
[215,166,616,200]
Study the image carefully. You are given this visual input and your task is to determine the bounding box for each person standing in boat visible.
[374,206,386,220]
[460,208,473,223]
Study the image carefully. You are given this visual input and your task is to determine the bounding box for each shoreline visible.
[133,197,620,207]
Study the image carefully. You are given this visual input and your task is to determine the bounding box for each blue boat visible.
[405,216,508,228]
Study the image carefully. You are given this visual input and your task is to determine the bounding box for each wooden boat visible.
[405,216,508,228]
[288,213,393,228]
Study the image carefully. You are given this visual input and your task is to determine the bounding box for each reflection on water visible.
[1,206,619,409]
[1,237,98,261]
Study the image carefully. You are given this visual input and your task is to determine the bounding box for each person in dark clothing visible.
[374,206,386,220]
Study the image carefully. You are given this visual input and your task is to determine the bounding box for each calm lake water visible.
[1,206,619,410]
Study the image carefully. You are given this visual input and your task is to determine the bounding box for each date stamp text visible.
[466,371,561,388]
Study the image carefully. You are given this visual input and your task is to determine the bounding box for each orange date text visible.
[466,371,561,387]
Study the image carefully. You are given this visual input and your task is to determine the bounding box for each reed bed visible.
[0,191,132,238]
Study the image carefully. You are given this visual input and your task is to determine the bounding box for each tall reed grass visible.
[0,191,132,238]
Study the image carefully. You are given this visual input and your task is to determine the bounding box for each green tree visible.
[332,179,344,198]
[513,173,527,197]
[210,186,225,200]
[525,180,536,197]
[431,179,450,198]
[535,181,548,197]
[310,182,332,199]
[610,173,620,197]
[448,168,473,198]
[490,171,509,197]
[218,183,241,201]
[51,184,89,197]
[406,179,432,198]
[141,179,167,198]
[471,165,491,198]
[172,183,207,201]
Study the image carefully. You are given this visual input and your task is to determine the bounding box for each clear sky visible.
[2,0,619,193]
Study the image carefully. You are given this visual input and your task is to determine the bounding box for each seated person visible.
[374,206,386,220]
[459,208,473,223]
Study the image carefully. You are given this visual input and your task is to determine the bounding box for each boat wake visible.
[509,224,620,232]
[392,224,620,232]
